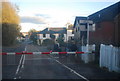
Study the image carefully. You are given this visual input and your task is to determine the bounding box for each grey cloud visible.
[35,14,51,18]
[20,16,47,24]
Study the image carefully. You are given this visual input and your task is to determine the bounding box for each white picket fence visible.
[81,44,95,63]
[100,44,120,73]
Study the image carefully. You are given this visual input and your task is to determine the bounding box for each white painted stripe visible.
[67,52,76,54]
[25,46,27,51]
[21,55,25,68]
[54,57,59,58]
[18,76,21,79]
[7,52,15,55]
[52,56,89,81]
[32,58,51,60]
[33,52,42,55]
[50,52,59,54]
[21,46,27,68]
[13,77,16,79]
[15,55,24,74]
[14,46,27,79]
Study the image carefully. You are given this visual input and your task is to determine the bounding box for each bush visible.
[2,23,21,46]
[57,34,66,47]
[42,39,55,45]
[2,2,20,46]
[29,32,37,44]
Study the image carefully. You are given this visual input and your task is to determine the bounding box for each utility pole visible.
[87,17,89,52]
[66,22,69,42]
[66,22,69,52]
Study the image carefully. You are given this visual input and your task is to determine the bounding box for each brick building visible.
[88,2,120,52]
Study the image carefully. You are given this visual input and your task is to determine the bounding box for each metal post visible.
[66,23,68,42]
[87,17,89,52]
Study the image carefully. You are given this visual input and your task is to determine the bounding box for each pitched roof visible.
[49,27,66,32]
[37,27,67,34]
[73,16,87,28]
[88,2,120,22]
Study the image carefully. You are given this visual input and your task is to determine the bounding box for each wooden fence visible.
[100,44,120,73]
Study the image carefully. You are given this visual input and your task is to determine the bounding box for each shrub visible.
[42,39,55,45]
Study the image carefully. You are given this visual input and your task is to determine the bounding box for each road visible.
[2,42,120,80]
[2,42,27,79]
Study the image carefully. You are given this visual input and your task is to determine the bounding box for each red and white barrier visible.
[1,51,93,55]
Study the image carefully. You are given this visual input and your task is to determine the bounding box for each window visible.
[85,23,87,29]
[43,34,46,37]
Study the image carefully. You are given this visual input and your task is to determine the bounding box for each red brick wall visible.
[89,21,115,45]
[114,14,120,47]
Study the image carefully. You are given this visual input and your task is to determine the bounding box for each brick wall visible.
[89,21,114,45]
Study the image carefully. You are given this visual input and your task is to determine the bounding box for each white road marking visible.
[14,46,27,79]
[21,55,25,68]
[28,58,51,60]
[54,57,59,59]
[21,46,27,69]
[18,76,21,79]
[15,55,23,74]
[51,56,89,81]
[13,77,16,79]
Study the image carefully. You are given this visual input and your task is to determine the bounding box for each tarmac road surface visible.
[2,43,120,80]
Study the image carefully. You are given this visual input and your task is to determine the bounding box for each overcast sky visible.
[9,0,119,32]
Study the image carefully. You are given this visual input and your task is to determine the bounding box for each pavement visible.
[2,42,120,80]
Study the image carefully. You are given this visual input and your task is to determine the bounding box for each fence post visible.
[118,47,120,73]
[100,44,102,67]
[115,47,119,72]
[109,45,113,71]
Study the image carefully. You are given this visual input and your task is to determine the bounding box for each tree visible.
[57,34,66,47]
[68,24,73,30]
[1,1,21,46]
[28,29,37,36]
[28,29,37,44]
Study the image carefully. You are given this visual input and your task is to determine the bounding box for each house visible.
[37,27,67,45]
[73,16,94,46]
[67,25,74,42]
[88,1,120,52]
